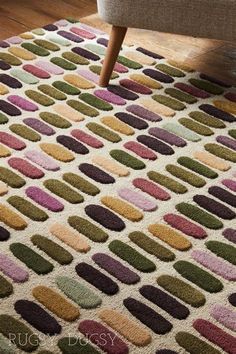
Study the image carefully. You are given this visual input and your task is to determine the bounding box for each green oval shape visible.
[25,90,54,106]
[8,196,48,221]
[52,81,80,95]
[110,149,145,169]
[62,51,89,65]
[39,112,71,128]
[189,78,224,95]
[152,94,186,110]
[176,331,221,354]
[177,156,218,179]
[179,117,213,136]
[44,179,84,204]
[189,111,225,128]
[38,84,67,100]
[0,167,25,188]
[117,55,142,69]
[166,164,206,187]
[68,216,108,242]
[34,39,60,51]
[10,243,53,274]
[31,234,73,265]
[87,122,121,143]
[174,260,223,293]
[148,171,187,194]
[129,231,175,262]
[157,275,205,307]
[9,124,41,142]
[80,93,113,111]
[165,87,197,104]
[0,275,13,298]
[176,202,223,229]
[206,241,236,265]
[109,240,156,272]
[21,42,49,56]
[63,173,100,196]
[67,99,98,117]
[205,143,236,162]
[51,57,76,70]
[0,53,21,65]
[156,63,185,77]
[56,276,102,308]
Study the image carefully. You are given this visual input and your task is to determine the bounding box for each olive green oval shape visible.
[25,90,54,106]
[0,275,13,298]
[0,315,39,352]
[109,240,156,272]
[34,39,60,51]
[205,143,236,162]
[166,164,206,187]
[110,149,145,169]
[189,78,224,95]
[152,94,186,110]
[0,53,21,65]
[156,63,185,77]
[176,331,221,354]
[80,93,113,111]
[179,117,213,136]
[56,276,102,308]
[176,202,223,229]
[174,260,223,293]
[157,275,205,307]
[68,216,108,242]
[87,122,121,143]
[165,87,197,104]
[10,243,53,274]
[44,179,84,204]
[177,156,218,178]
[62,51,89,65]
[8,196,48,221]
[0,113,8,124]
[58,337,99,354]
[52,81,80,95]
[228,129,236,139]
[206,241,236,265]
[89,65,118,79]
[63,172,100,196]
[129,231,175,262]
[147,171,187,194]
[38,84,67,100]
[9,124,41,142]
[21,42,49,56]
[189,111,225,128]
[31,234,73,265]
[67,99,98,117]
[39,112,71,128]
[117,55,142,69]
[0,167,25,188]
[51,57,76,70]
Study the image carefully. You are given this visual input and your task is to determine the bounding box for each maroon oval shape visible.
[79,163,115,184]
[85,204,125,231]
[0,100,21,116]
[56,135,89,154]
[8,158,44,179]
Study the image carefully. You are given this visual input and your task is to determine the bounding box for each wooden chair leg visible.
[99,25,127,87]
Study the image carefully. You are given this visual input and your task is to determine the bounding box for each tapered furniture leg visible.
[99,25,127,87]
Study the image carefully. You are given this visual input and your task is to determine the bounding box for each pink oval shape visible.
[222,179,236,192]
[133,177,170,201]
[118,187,157,211]
[26,186,64,212]
[36,60,64,75]
[7,95,38,111]
[70,27,95,39]
[78,320,129,354]
[192,250,236,280]
[101,59,128,73]
[95,89,126,105]
[120,79,152,94]
[163,213,207,238]
[23,64,51,79]
[25,150,60,171]
[8,157,44,179]
[80,23,105,35]
[175,82,211,98]
[0,132,26,150]
[210,304,236,331]
[7,36,22,44]
[71,129,103,148]
[0,253,28,282]
[77,69,99,84]
[54,19,69,27]
[124,141,157,160]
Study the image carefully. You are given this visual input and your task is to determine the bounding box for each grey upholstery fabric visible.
[97,0,236,41]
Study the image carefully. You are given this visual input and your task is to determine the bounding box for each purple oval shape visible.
[23,118,55,136]
[0,74,22,88]
[148,127,186,147]
[57,30,83,43]
[94,89,126,105]
[7,95,38,111]
[0,99,21,116]
[92,253,140,284]
[26,186,64,212]
[127,104,162,122]
[0,253,28,282]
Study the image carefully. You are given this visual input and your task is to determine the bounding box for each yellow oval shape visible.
[64,74,95,89]
[101,196,143,221]
[0,204,27,230]
[40,143,74,162]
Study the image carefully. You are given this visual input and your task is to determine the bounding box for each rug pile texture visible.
[0,19,236,354]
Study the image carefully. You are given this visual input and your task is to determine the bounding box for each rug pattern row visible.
[0,19,236,354]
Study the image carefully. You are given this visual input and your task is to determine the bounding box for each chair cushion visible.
[97,0,236,41]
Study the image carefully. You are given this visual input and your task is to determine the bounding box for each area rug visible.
[0,18,236,354]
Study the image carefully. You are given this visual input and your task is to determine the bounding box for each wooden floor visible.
[0,0,235,84]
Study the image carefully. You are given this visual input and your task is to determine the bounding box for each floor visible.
[0,0,235,85]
